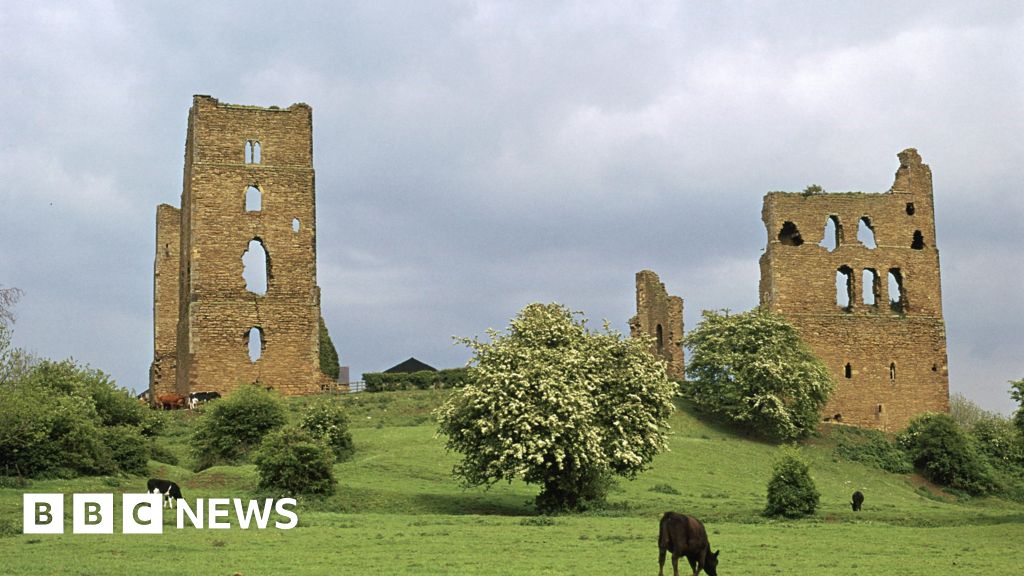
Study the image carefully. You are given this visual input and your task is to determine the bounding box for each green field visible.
[2,390,1023,575]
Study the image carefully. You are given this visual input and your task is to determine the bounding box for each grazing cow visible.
[658,512,719,576]
[851,490,864,511]
[147,478,183,509]
[156,394,186,410]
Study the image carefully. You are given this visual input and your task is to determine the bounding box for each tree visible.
[435,303,676,512]
[683,308,834,441]
[319,317,340,381]
[190,385,287,470]
[0,284,22,328]
[254,426,336,496]
[1010,378,1024,435]
[898,412,995,495]
[765,449,819,518]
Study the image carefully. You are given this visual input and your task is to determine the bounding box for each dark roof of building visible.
[384,357,437,373]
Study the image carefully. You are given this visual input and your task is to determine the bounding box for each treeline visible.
[362,368,472,392]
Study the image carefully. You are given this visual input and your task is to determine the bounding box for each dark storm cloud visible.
[0,1,1021,412]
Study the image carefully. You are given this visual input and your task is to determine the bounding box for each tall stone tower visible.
[758,149,949,430]
[629,270,685,381]
[150,95,325,398]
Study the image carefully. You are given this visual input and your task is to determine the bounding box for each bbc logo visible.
[23,493,165,534]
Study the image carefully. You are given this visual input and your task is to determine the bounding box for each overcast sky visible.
[1,1,1021,414]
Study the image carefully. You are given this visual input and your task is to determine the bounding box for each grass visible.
[2,390,1023,575]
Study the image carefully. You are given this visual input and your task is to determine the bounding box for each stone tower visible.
[758,149,949,430]
[150,95,325,398]
[629,270,685,380]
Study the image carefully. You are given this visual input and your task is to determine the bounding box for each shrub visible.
[148,441,179,466]
[833,426,912,474]
[300,398,354,459]
[684,308,834,441]
[765,449,819,518]
[898,413,996,495]
[191,385,286,470]
[970,416,1024,470]
[319,317,340,381]
[254,426,336,495]
[102,426,149,475]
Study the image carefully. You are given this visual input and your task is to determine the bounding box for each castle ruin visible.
[629,270,685,380]
[759,149,949,430]
[150,95,327,398]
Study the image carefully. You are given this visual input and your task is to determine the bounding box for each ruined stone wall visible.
[759,149,949,430]
[153,95,325,398]
[149,204,180,398]
[629,270,685,380]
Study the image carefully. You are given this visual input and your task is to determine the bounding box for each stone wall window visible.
[246,327,264,362]
[906,202,916,215]
[889,362,897,381]
[857,216,876,248]
[912,230,925,250]
[245,140,261,164]
[242,238,270,295]
[245,185,261,212]
[836,266,853,310]
[656,324,664,353]
[292,218,300,232]
[862,268,879,306]
[888,268,906,313]
[819,215,841,252]
[778,221,804,246]
[845,363,852,378]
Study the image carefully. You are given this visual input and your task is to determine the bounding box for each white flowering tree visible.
[436,303,676,512]
[683,308,834,441]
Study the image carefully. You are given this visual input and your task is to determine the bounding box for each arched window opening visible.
[889,362,897,381]
[911,230,924,250]
[862,268,879,306]
[242,239,270,295]
[778,221,804,246]
[246,327,263,362]
[932,363,939,372]
[819,215,841,251]
[245,140,261,164]
[656,324,664,353]
[836,266,853,310]
[844,363,852,379]
[245,185,261,212]
[906,202,916,215]
[888,268,906,313]
[292,218,300,233]
[857,216,876,248]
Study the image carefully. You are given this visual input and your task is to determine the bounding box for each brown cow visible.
[155,393,186,410]
[658,512,719,576]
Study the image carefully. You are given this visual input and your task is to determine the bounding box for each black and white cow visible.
[147,478,183,508]
[187,391,221,410]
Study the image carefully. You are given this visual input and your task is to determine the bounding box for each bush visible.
[319,317,340,381]
[254,426,336,495]
[970,416,1024,470]
[363,368,472,392]
[833,426,912,474]
[898,413,996,495]
[300,398,354,459]
[191,385,286,470]
[102,426,149,475]
[765,449,819,518]
[684,308,834,441]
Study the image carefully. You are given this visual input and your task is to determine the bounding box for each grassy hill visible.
[2,389,1023,575]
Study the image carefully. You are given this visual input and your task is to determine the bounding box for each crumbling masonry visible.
[629,270,684,381]
[759,149,949,430]
[150,95,327,398]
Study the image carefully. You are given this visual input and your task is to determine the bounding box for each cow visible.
[851,490,864,511]
[147,478,183,509]
[658,512,719,576]
[155,394,186,410]
[187,391,221,410]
